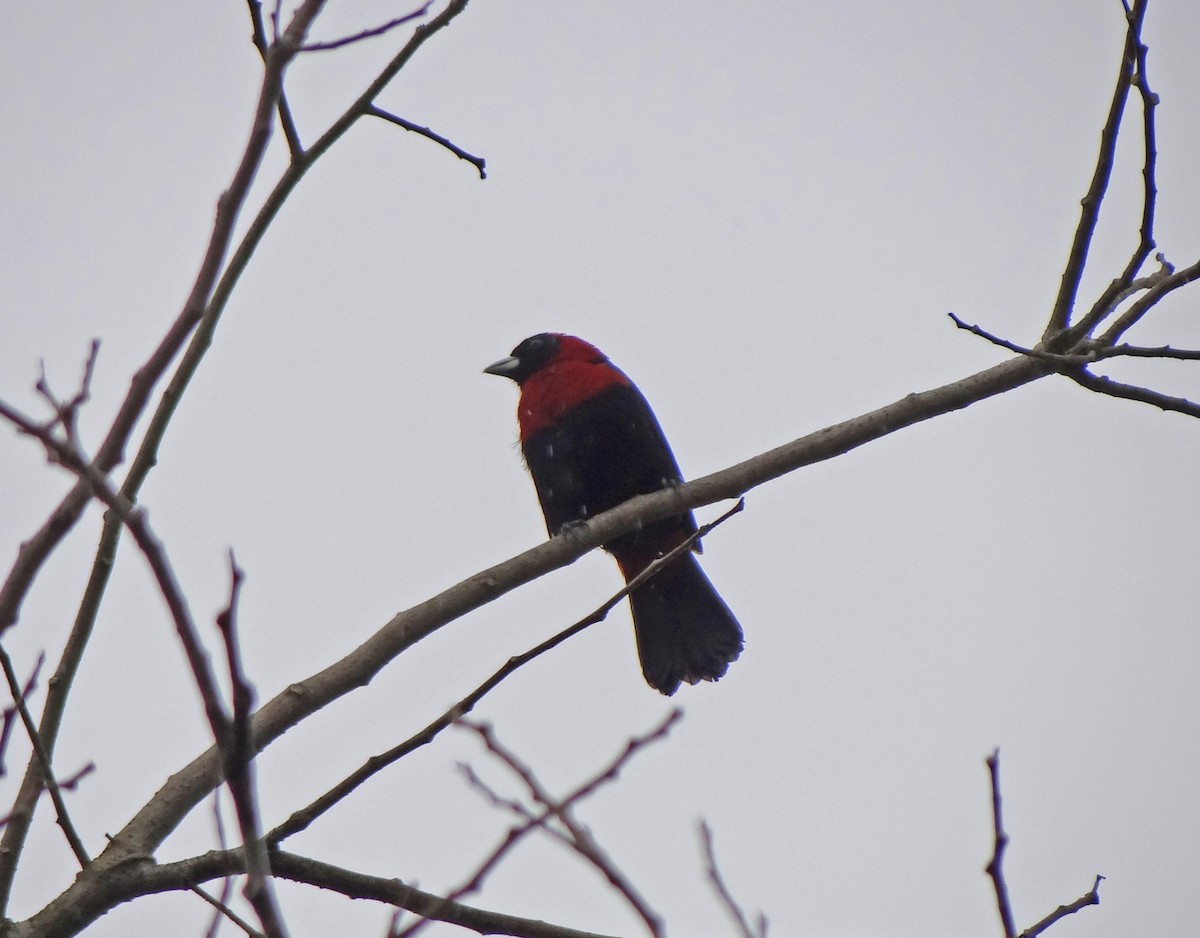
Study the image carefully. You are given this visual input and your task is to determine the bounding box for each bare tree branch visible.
[388,712,680,938]
[269,501,741,845]
[368,105,487,177]
[0,0,476,914]
[298,4,432,52]
[0,652,42,776]
[1017,875,1104,938]
[7,842,621,938]
[245,0,303,159]
[0,0,336,901]
[700,821,766,938]
[272,852,623,938]
[1097,256,1200,346]
[1044,0,1146,338]
[984,751,1017,938]
[1067,369,1200,418]
[0,644,89,867]
[388,714,681,938]
[87,352,1051,880]
[2,1,1191,934]
[0,394,232,744]
[216,553,288,938]
[197,792,259,938]
[456,717,670,938]
[196,880,263,938]
[1065,3,1161,347]
[0,0,329,646]
[985,751,1103,938]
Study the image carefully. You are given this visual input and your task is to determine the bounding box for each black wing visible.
[521,382,695,540]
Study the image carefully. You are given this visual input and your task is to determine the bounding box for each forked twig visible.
[985,751,1102,938]
[453,716,674,938]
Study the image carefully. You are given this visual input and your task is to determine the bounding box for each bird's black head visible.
[483,333,561,384]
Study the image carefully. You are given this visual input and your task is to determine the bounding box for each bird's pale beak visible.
[483,355,521,378]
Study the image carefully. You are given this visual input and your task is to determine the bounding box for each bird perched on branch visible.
[485,333,743,695]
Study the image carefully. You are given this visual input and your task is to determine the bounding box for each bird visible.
[484,333,743,695]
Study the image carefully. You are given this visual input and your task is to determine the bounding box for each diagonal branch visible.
[0,0,330,651]
[457,717,669,938]
[271,852,622,938]
[984,751,1103,938]
[367,105,486,177]
[700,821,766,938]
[1066,369,1200,418]
[1017,875,1104,938]
[0,401,232,746]
[11,845,623,938]
[0,13,334,899]
[94,352,1051,873]
[269,501,741,845]
[0,652,42,776]
[245,0,303,159]
[0,0,476,914]
[298,3,432,52]
[1044,0,1146,340]
[0,645,89,868]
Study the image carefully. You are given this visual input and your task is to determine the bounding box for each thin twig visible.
[0,0,332,902]
[948,313,1200,364]
[457,717,670,938]
[0,762,94,829]
[1087,343,1200,361]
[268,851,622,938]
[390,713,680,938]
[0,390,233,748]
[984,751,1017,938]
[299,4,432,51]
[216,553,289,938]
[194,881,265,938]
[200,790,254,938]
[1043,0,1145,339]
[34,340,100,430]
[1017,875,1104,938]
[1098,255,1200,346]
[0,644,90,867]
[700,821,765,938]
[0,652,43,776]
[1064,2,1157,344]
[398,714,681,938]
[245,0,304,159]
[985,751,1104,938]
[268,500,742,845]
[947,314,1055,361]
[3,1,478,910]
[368,105,487,177]
[1067,369,1200,418]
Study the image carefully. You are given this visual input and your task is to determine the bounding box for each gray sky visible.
[2,2,1199,936]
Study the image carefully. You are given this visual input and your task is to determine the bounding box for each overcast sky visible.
[3,2,1199,936]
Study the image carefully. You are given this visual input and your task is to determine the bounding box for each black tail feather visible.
[627,553,744,696]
